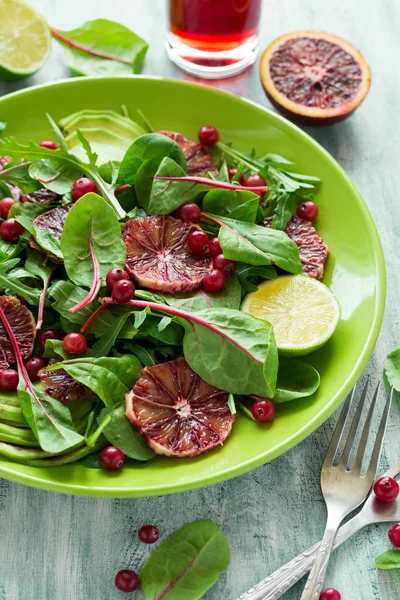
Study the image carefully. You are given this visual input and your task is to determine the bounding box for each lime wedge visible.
[0,0,51,79]
[242,275,340,356]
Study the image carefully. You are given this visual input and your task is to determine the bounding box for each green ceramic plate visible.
[0,77,385,497]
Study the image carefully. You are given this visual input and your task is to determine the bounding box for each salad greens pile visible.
[0,108,322,468]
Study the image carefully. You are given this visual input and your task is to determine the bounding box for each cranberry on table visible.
[319,589,341,600]
[243,173,266,188]
[138,524,160,544]
[114,569,139,592]
[297,200,319,221]
[252,399,275,423]
[388,523,400,548]
[114,184,131,196]
[198,125,219,147]
[374,476,400,502]
[100,446,124,471]
[63,332,87,355]
[187,230,210,255]
[0,219,24,242]
[25,357,47,382]
[203,268,225,293]
[0,197,17,219]
[176,202,201,223]
[39,140,57,150]
[112,280,135,304]
[72,177,98,201]
[0,369,19,392]
[213,254,236,275]
[106,267,130,291]
[38,329,62,352]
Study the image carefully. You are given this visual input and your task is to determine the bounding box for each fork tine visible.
[323,386,357,467]
[364,387,393,480]
[352,382,381,472]
[338,378,370,468]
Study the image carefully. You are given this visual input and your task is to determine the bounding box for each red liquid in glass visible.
[169,0,262,52]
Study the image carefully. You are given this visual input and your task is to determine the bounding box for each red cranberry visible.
[198,126,219,147]
[228,168,245,185]
[106,268,130,290]
[243,174,266,188]
[72,177,98,201]
[176,202,201,223]
[0,197,17,219]
[0,369,19,391]
[252,399,275,423]
[39,140,57,150]
[112,280,135,304]
[209,238,222,257]
[25,357,47,382]
[319,589,341,600]
[374,476,400,503]
[38,329,62,352]
[213,254,236,275]
[63,332,87,355]
[114,569,139,592]
[100,446,124,471]
[187,230,210,255]
[138,524,160,544]
[297,201,319,221]
[0,219,24,242]
[388,524,400,548]
[203,269,225,293]
[114,184,131,196]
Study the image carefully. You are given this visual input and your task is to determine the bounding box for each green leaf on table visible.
[375,550,400,570]
[98,403,154,461]
[384,346,400,392]
[29,159,81,195]
[202,188,260,223]
[51,19,149,76]
[273,358,320,403]
[162,275,242,313]
[141,520,229,600]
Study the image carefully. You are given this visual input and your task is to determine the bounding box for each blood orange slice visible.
[263,215,328,280]
[39,366,96,404]
[123,215,212,293]
[126,357,234,458]
[260,31,371,125]
[160,130,218,177]
[0,296,36,370]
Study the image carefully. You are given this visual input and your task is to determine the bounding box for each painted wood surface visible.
[0,1,399,598]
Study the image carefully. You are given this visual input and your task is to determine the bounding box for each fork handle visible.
[299,519,338,600]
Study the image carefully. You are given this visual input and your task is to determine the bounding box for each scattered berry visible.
[243,173,266,188]
[388,524,400,548]
[138,525,160,544]
[176,202,201,223]
[209,237,222,257]
[319,590,341,600]
[100,446,125,471]
[38,329,62,352]
[63,333,87,355]
[203,269,225,293]
[114,184,131,196]
[213,254,236,275]
[39,140,57,150]
[187,230,210,255]
[228,168,245,184]
[106,267,130,290]
[0,197,17,219]
[297,201,319,221]
[198,126,219,147]
[0,369,19,391]
[72,177,98,201]
[0,219,24,242]
[112,280,135,304]
[251,399,275,423]
[374,476,400,503]
[25,357,47,382]
[114,569,139,592]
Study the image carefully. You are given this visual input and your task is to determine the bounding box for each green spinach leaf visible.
[273,358,320,403]
[29,159,81,195]
[91,312,133,357]
[0,161,41,192]
[162,275,242,313]
[202,188,260,222]
[98,403,154,461]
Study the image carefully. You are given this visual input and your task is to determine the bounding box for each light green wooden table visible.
[0,1,399,598]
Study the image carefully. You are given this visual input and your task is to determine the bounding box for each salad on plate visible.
[0,108,340,471]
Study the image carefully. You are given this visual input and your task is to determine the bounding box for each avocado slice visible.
[66,128,138,164]
[60,110,145,139]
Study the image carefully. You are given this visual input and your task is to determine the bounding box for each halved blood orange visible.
[160,130,218,177]
[126,357,234,458]
[260,31,371,125]
[123,215,212,293]
[39,366,96,404]
[0,296,36,370]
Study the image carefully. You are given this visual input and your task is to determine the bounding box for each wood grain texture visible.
[0,1,399,598]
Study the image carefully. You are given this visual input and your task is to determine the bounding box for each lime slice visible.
[242,275,340,356]
[0,0,51,79]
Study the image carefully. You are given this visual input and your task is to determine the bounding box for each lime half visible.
[0,0,51,79]
[242,275,340,356]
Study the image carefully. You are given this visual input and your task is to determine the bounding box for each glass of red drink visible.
[166,0,262,78]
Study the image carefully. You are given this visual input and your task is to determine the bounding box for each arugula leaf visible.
[384,346,400,392]
[51,19,149,76]
[98,403,154,461]
[375,550,400,570]
[0,238,23,263]
[273,358,320,403]
[0,260,42,304]
[227,393,236,415]
[29,159,81,195]
[140,520,230,600]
